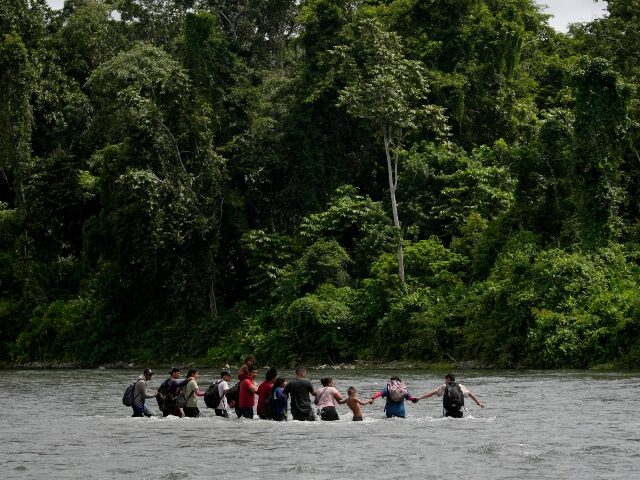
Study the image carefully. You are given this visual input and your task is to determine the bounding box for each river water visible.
[1,368,639,479]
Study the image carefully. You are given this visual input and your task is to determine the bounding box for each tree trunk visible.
[384,131,405,284]
[207,250,218,318]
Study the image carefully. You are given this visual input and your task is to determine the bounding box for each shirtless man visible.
[338,386,372,421]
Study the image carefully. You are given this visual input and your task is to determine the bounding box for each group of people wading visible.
[127,356,484,420]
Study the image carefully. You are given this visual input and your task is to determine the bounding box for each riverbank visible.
[3,358,624,370]
[0,358,503,371]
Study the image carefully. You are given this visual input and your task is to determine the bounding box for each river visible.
[1,368,639,479]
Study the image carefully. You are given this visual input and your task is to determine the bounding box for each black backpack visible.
[443,382,464,412]
[122,381,138,407]
[204,380,223,409]
[163,383,185,411]
[225,381,241,407]
[263,387,276,420]
[156,379,172,410]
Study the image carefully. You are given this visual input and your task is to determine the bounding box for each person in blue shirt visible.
[370,375,418,418]
[272,377,288,421]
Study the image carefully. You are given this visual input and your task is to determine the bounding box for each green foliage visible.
[86,42,192,142]
[182,12,235,111]
[283,284,356,363]
[333,18,449,141]
[14,298,90,362]
[56,0,124,84]
[0,31,35,200]
[3,0,640,369]
[465,241,640,367]
[402,141,515,241]
[240,229,297,299]
[299,185,393,276]
[510,109,574,244]
[290,239,353,294]
[359,236,468,359]
[571,57,632,248]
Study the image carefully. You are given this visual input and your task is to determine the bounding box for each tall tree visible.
[333,18,448,284]
[572,57,631,248]
[83,43,226,359]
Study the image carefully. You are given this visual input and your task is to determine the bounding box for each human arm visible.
[357,398,373,406]
[418,383,445,400]
[141,381,157,399]
[176,378,190,388]
[417,389,439,401]
[332,388,343,403]
[244,378,259,394]
[467,391,484,408]
[370,390,384,401]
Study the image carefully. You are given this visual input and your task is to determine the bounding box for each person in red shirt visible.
[257,367,278,419]
[238,365,259,418]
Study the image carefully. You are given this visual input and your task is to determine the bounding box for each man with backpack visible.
[132,368,158,417]
[257,367,278,419]
[418,373,484,418]
[204,370,233,417]
[157,367,190,417]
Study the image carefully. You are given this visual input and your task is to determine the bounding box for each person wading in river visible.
[257,366,278,419]
[238,365,259,418]
[183,369,206,418]
[314,377,343,421]
[132,368,158,417]
[283,366,316,421]
[370,375,418,419]
[338,386,373,421]
[157,367,190,417]
[418,373,484,418]
[213,370,233,418]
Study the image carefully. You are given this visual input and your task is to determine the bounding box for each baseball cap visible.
[143,368,154,375]
[221,370,231,377]
[170,367,181,373]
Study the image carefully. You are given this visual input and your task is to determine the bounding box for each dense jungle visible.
[1,0,639,368]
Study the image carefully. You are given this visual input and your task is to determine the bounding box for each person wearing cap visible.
[158,367,190,417]
[417,373,484,417]
[213,370,233,417]
[132,368,158,417]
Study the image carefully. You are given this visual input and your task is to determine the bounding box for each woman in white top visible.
[314,377,343,421]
